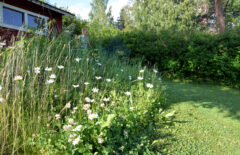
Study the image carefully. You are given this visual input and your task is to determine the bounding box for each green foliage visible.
[62,15,88,36]
[119,28,240,86]
[0,34,166,154]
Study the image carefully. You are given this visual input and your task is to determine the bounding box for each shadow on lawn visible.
[164,80,240,120]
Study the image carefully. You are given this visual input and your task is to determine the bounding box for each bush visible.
[0,34,166,154]
[119,29,240,87]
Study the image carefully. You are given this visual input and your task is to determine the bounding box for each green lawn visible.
[159,80,240,154]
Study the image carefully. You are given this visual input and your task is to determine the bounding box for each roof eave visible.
[27,0,75,17]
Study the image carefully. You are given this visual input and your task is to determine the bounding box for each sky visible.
[48,0,129,21]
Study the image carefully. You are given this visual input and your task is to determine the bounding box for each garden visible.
[0,0,240,154]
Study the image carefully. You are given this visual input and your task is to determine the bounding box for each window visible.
[3,7,24,27]
[28,15,44,29]
[0,2,49,35]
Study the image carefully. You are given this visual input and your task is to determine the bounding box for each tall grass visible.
[0,34,166,154]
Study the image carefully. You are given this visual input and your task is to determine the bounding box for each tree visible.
[215,0,226,33]
[107,6,114,26]
[89,0,109,31]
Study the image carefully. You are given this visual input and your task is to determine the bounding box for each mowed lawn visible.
[159,80,240,154]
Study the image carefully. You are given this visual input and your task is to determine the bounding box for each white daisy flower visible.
[153,69,158,73]
[73,107,78,110]
[95,76,102,80]
[72,136,81,145]
[88,113,98,120]
[124,92,131,96]
[84,82,90,85]
[63,124,72,131]
[137,77,144,80]
[106,79,111,82]
[72,125,82,132]
[75,57,81,62]
[85,97,91,103]
[92,88,99,93]
[103,97,110,102]
[49,74,56,79]
[34,67,41,74]
[146,83,154,88]
[58,65,64,69]
[87,110,92,115]
[68,118,74,124]
[139,69,144,73]
[83,104,91,110]
[55,114,61,120]
[14,76,23,81]
[72,85,79,88]
[100,103,105,107]
[45,67,52,72]
[46,79,54,84]
[65,102,71,109]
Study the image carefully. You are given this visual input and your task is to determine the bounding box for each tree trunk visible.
[215,0,225,33]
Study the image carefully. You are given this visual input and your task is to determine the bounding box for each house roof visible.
[27,0,75,17]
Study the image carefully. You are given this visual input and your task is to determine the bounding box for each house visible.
[0,0,74,45]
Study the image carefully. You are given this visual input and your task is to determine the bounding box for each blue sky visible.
[48,0,129,20]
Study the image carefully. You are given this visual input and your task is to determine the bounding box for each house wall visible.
[0,0,63,44]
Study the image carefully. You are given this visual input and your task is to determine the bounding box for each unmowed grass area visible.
[157,80,240,154]
[0,35,167,154]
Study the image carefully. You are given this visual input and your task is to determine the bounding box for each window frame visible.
[0,2,49,35]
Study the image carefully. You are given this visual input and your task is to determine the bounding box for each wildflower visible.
[14,75,23,81]
[58,65,64,69]
[106,79,111,82]
[75,57,81,62]
[111,101,115,106]
[34,67,41,74]
[46,79,54,84]
[73,107,78,110]
[83,104,91,110]
[124,92,131,96]
[72,85,79,88]
[97,63,102,66]
[98,138,104,144]
[100,103,105,107]
[129,76,132,80]
[146,83,154,88]
[72,136,81,145]
[55,114,61,120]
[121,69,124,72]
[68,118,74,124]
[103,97,110,102]
[86,58,89,61]
[84,82,90,85]
[72,125,82,131]
[137,77,143,80]
[130,107,134,111]
[49,74,56,79]
[87,110,92,115]
[54,95,58,98]
[88,113,98,120]
[40,148,45,154]
[0,98,3,103]
[139,69,144,73]
[92,88,99,93]
[65,102,71,109]
[116,74,119,76]
[45,67,52,71]
[85,97,91,103]
[153,69,158,73]
[70,133,77,138]
[63,124,72,131]
[95,76,102,80]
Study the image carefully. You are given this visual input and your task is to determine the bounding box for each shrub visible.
[119,29,240,87]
